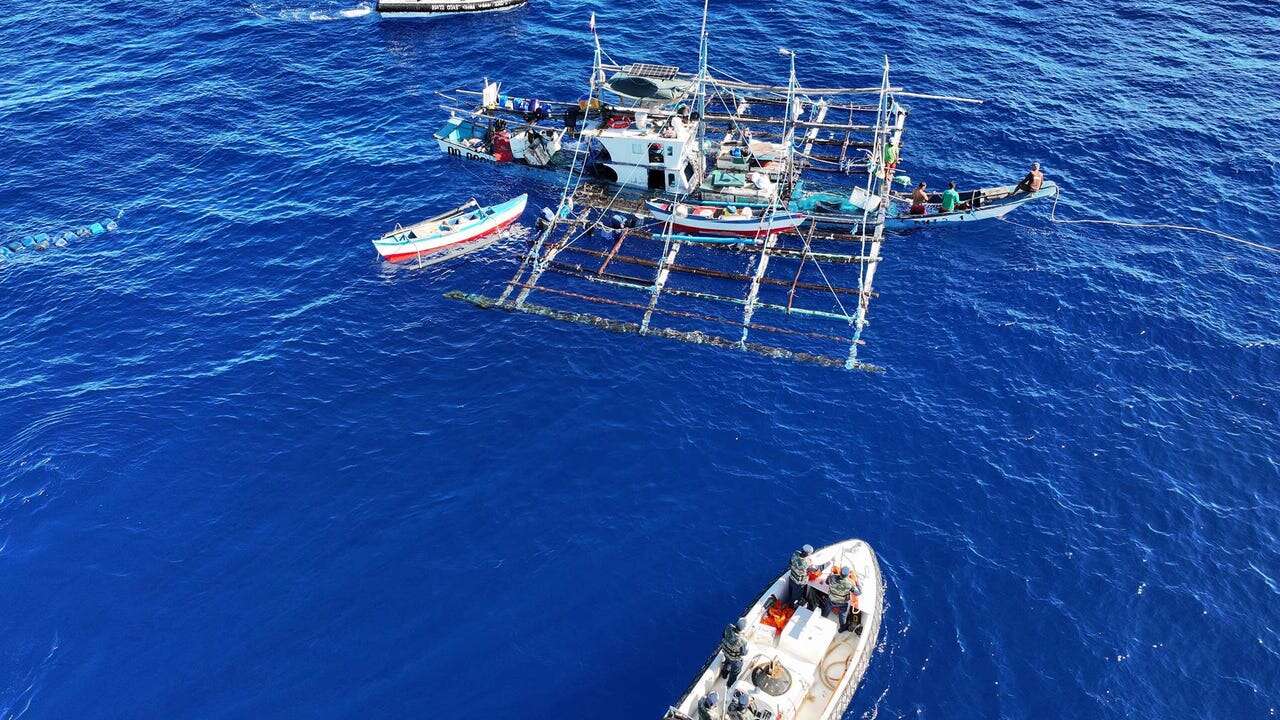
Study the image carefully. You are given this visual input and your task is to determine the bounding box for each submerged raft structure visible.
[445,11,924,371]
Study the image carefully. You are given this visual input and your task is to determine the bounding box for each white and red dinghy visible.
[646,199,806,238]
[373,194,527,263]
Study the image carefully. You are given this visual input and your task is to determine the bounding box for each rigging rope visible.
[1047,188,1278,255]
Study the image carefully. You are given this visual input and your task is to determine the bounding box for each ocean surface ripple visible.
[1,1,1277,718]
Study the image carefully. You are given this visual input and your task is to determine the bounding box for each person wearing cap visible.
[697,692,719,720]
[719,619,748,688]
[726,689,749,720]
[941,181,961,213]
[1015,162,1045,194]
[787,545,814,607]
[826,566,856,630]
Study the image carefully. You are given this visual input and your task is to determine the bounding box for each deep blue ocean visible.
[2,1,1278,717]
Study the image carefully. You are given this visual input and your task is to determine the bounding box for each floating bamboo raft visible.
[448,179,888,371]
[445,23,905,371]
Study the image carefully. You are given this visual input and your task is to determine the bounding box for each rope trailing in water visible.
[1048,188,1278,255]
[0,210,124,266]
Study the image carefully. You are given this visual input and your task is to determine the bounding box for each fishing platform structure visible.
[447,11,978,372]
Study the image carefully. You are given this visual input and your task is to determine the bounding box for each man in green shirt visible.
[941,181,961,213]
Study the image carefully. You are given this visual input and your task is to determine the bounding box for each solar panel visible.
[625,63,681,80]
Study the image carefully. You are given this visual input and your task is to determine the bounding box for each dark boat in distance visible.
[375,0,527,17]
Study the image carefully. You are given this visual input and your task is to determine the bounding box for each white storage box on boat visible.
[778,607,839,666]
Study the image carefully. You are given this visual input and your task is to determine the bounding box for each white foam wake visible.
[249,1,373,21]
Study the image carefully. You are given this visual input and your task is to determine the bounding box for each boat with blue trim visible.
[373,195,527,263]
[792,181,1059,230]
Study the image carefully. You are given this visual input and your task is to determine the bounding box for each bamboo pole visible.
[444,291,881,372]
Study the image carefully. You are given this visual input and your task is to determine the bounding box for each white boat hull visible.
[647,201,806,238]
[373,195,526,263]
[885,181,1058,229]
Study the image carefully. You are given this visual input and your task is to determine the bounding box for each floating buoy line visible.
[0,210,124,268]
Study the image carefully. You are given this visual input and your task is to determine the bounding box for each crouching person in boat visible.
[727,689,774,720]
[787,544,814,607]
[720,619,748,687]
[1014,162,1045,195]
[695,692,719,720]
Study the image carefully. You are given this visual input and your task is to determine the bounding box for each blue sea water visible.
[2,0,1279,717]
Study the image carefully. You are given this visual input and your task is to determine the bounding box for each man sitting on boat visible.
[1014,162,1045,194]
[696,692,718,720]
[941,182,961,214]
[727,688,774,720]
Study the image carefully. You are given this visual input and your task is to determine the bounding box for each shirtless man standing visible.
[910,182,929,215]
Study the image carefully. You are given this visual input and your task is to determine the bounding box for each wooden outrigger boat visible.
[663,539,883,720]
[884,181,1059,229]
[375,0,527,17]
[373,195,527,263]
[791,180,1058,231]
[646,199,806,238]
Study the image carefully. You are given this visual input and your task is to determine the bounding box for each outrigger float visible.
[663,539,883,720]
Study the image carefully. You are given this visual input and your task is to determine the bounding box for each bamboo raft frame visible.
[444,31,907,371]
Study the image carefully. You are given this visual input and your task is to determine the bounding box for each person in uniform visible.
[787,544,814,607]
[1015,162,1045,194]
[697,692,719,720]
[719,619,748,688]
[727,690,773,720]
[826,566,855,630]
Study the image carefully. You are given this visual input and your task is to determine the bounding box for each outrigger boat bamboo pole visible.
[845,56,895,370]
[541,262,858,326]
[445,291,881,372]
[598,62,900,97]
[553,245,866,294]
[702,113,879,132]
[448,14,905,371]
